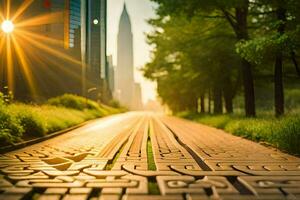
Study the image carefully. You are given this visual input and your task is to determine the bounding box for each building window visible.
[69,0,81,48]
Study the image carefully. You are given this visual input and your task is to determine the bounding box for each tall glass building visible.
[69,0,81,49]
[84,0,108,100]
[0,0,108,102]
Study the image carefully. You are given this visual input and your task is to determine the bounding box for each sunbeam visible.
[0,10,4,21]
[17,29,64,47]
[0,33,5,54]
[11,0,34,22]
[6,34,14,92]
[5,0,10,19]
[11,35,38,98]
[16,32,82,66]
[0,1,84,99]
[16,11,64,28]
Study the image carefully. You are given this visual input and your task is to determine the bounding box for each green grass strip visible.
[104,142,126,170]
[148,177,160,195]
[147,135,156,171]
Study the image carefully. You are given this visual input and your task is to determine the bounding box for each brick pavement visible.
[0,112,299,200]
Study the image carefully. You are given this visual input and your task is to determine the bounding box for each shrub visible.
[41,106,86,132]
[47,94,100,111]
[225,119,271,141]
[182,112,300,155]
[285,89,300,111]
[8,104,47,137]
[271,116,300,154]
[0,94,122,146]
[0,104,24,145]
[108,99,121,108]
[197,115,232,129]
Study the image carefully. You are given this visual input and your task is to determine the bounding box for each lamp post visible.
[86,87,97,108]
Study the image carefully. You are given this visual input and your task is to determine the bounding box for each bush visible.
[108,99,121,108]
[47,94,101,111]
[272,116,300,154]
[285,89,300,111]
[198,115,232,129]
[8,104,47,137]
[0,104,24,145]
[182,112,300,155]
[0,94,122,146]
[224,119,271,141]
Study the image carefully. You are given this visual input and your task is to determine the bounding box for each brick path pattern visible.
[0,112,299,200]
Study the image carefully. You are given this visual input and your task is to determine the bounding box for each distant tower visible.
[115,3,134,109]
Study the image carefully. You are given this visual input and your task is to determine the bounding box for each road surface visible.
[0,112,299,200]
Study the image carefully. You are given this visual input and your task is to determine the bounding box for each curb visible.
[0,119,95,154]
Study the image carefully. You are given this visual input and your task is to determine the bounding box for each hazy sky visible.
[107,0,157,104]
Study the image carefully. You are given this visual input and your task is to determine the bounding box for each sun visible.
[1,20,14,33]
[0,0,83,99]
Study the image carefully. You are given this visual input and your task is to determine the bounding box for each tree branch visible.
[291,51,300,77]
[221,8,238,34]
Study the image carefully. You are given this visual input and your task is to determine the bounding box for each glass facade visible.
[69,0,81,48]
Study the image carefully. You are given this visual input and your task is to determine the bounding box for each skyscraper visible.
[0,0,109,102]
[115,4,135,109]
[85,0,108,100]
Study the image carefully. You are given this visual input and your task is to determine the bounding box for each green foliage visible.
[47,94,100,111]
[224,118,271,141]
[9,104,47,137]
[0,94,122,146]
[285,89,300,110]
[108,99,122,109]
[0,104,24,145]
[146,0,300,117]
[144,12,240,112]
[273,115,300,154]
[197,115,233,129]
[236,33,292,64]
[0,90,13,105]
[182,112,300,155]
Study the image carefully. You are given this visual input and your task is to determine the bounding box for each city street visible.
[0,112,299,200]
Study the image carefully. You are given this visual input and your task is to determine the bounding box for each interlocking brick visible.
[0,113,299,199]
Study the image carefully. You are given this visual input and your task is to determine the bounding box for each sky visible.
[107,0,157,104]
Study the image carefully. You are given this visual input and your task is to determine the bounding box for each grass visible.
[179,111,300,155]
[147,136,157,171]
[0,94,122,146]
[104,143,125,170]
[148,178,160,195]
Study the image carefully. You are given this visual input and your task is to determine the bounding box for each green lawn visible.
[178,111,300,155]
[0,94,122,146]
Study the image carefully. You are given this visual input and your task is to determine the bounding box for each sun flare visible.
[0,0,82,99]
[1,20,14,33]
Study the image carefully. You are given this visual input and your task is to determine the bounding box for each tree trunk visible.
[241,59,256,117]
[213,85,223,114]
[200,94,205,113]
[274,6,286,117]
[274,53,284,117]
[236,4,256,117]
[291,51,300,77]
[222,1,256,117]
[224,92,233,113]
[208,90,211,114]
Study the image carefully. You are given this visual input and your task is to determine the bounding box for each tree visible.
[144,13,240,114]
[236,0,300,116]
[149,0,256,116]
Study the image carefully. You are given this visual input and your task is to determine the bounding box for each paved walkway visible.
[0,112,299,200]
